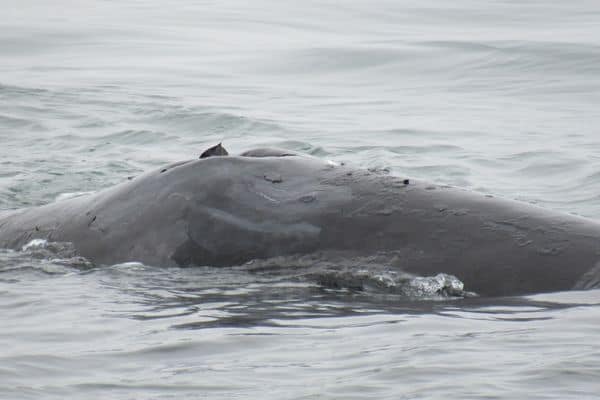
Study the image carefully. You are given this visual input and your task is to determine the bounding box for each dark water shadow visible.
[2,250,597,330]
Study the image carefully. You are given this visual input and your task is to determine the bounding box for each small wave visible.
[417,40,600,76]
[146,109,283,136]
[313,270,473,299]
[12,239,94,271]
[263,46,406,74]
[243,253,476,300]
[95,129,174,145]
[346,143,465,156]
[0,83,49,97]
[0,114,46,131]
[0,245,91,277]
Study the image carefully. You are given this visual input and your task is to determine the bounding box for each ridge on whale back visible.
[200,143,299,159]
[1,143,600,298]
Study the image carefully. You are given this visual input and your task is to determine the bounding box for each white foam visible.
[408,273,466,297]
[21,239,48,251]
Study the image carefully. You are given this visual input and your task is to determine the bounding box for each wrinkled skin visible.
[1,148,600,297]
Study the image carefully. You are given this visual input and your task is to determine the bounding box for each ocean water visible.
[2,0,600,398]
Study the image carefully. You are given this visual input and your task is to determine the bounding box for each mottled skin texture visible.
[1,148,600,297]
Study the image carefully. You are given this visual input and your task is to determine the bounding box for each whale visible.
[1,147,600,297]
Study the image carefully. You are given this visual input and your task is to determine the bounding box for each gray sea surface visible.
[2,0,600,399]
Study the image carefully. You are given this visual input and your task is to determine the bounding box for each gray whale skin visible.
[1,148,600,297]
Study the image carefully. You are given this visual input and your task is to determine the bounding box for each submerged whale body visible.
[1,148,600,297]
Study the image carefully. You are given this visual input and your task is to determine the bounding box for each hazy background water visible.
[2,1,600,399]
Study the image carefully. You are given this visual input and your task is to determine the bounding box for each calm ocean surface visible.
[2,1,600,398]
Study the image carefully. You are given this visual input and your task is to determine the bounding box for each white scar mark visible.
[198,206,321,236]
[258,192,279,203]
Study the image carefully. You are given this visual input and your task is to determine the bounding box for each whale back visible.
[2,150,600,297]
